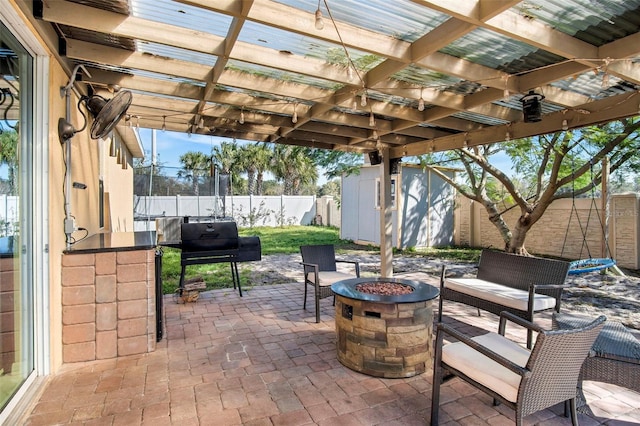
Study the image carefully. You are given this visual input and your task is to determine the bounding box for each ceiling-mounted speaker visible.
[390,158,401,174]
[86,90,133,139]
[368,151,381,165]
[521,90,544,123]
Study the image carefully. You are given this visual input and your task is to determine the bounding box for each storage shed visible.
[341,163,455,249]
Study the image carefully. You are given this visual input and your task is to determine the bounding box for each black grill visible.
[178,221,261,297]
[180,222,239,253]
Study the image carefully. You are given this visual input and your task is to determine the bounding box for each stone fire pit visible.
[331,277,439,378]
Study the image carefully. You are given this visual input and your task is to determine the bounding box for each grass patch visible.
[160,225,359,294]
[159,225,480,294]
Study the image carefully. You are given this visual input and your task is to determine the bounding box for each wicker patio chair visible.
[300,245,360,323]
[431,311,606,426]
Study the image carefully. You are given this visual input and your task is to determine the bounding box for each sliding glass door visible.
[0,20,34,411]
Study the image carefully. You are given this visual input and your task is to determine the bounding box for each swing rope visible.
[560,159,616,274]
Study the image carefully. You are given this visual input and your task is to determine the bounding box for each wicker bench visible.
[438,249,570,347]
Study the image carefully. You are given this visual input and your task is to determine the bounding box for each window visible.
[375,176,397,209]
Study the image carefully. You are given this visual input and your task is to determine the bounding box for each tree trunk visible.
[247,170,256,195]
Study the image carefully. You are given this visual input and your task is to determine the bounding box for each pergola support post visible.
[379,147,394,278]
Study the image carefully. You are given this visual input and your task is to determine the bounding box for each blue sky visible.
[135,128,332,184]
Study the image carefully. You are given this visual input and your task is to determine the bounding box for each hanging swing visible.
[560,159,619,275]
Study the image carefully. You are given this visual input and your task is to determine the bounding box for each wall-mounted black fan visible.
[58,90,133,142]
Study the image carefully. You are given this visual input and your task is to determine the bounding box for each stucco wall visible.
[46,55,134,372]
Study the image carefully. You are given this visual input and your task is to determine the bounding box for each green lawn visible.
[159,225,357,294]
[159,225,480,295]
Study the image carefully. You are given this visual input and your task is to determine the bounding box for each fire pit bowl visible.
[331,277,439,378]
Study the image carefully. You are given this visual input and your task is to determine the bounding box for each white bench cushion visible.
[306,271,356,287]
[442,332,531,402]
[445,278,557,312]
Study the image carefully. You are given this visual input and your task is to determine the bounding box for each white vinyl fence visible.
[134,195,326,230]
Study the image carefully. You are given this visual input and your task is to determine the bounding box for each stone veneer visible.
[334,295,434,378]
[61,249,156,363]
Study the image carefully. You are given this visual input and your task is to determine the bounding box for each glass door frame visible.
[0,2,50,423]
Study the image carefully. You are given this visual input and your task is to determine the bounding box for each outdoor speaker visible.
[521,90,544,123]
[390,158,400,175]
[369,151,381,165]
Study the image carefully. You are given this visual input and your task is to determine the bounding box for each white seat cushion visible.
[445,278,557,312]
[442,332,531,402]
[306,271,356,287]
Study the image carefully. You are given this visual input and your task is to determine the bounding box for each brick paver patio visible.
[23,272,640,425]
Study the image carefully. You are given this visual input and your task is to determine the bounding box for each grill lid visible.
[180,221,239,251]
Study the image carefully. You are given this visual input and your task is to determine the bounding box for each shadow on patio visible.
[24,273,640,425]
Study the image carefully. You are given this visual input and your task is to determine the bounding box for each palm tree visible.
[211,140,239,195]
[253,143,273,195]
[177,152,210,196]
[271,145,318,195]
[237,143,272,195]
[0,130,18,195]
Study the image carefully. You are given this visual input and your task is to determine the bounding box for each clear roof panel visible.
[517,0,640,43]
[225,60,343,91]
[274,0,449,41]
[440,27,544,71]
[131,0,232,36]
[392,65,464,88]
[236,21,384,71]
[137,41,217,67]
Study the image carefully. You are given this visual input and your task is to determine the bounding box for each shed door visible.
[358,179,377,243]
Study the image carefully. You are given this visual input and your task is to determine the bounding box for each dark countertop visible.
[64,231,157,254]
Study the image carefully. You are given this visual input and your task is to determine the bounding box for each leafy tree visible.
[0,129,18,195]
[318,179,341,198]
[422,118,640,255]
[308,148,363,180]
[177,152,210,196]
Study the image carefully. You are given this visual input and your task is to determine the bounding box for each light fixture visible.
[58,90,133,142]
[505,130,511,142]
[372,130,379,140]
[562,119,568,131]
[239,108,245,124]
[361,91,367,107]
[292,103,298,124]
[314,0,324,30]
[520,90,545,123]
[369,112,375,127]
[121,148,128,170]
[418,88,425,112]
[109,138,118,157]
[161,115,167,132]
